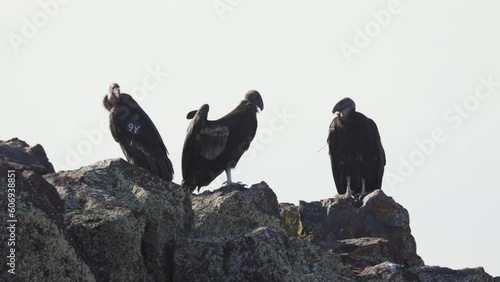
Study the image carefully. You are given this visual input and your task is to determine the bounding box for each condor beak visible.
[332,103,339,114]
[258,101,264,111]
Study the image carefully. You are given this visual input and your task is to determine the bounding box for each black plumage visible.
[328,97,385,198]
[182,90,264,192]
[103,83,174,181]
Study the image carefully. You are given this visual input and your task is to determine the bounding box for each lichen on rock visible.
[43,158,191,281]
[190,182,285,239]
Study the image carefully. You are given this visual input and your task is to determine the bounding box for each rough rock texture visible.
[279,203,300,237]
[0,155,94,281]
[411,266,495,282]
[298,190,424,267]
[191,182,285,239]
[331,237,403,271]
[174,227,354,282]
[0,138,54,174]
[43,159,191,282]
[1,138,498,281]
[359,262,420,282]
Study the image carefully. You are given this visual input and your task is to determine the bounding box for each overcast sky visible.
[2,0,499,277]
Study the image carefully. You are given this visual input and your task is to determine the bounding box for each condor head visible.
[333,97,356,119]
[245,90,264,111]
[103,83,121,111]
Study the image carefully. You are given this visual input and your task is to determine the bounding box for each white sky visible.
[2,0,499,277]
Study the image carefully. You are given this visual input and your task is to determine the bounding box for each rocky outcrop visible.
[43,159,191,282]
[296,190,424,268]
[0,138,498,281]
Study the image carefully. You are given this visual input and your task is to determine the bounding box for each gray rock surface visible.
[44,158,191,281]
[298,190,424,267]
[0,163,94,282]
[191,182,285,239]
[174,227,354,282]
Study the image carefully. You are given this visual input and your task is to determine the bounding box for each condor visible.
[328,97,385,198]
[182,90,264,192]
[103,83,174,181]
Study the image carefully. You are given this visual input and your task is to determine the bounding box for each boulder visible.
[191,182,285,239]
[0,165,95,282]
[298,190,424,267]
[0,138,54,174]
[43,158,191,282]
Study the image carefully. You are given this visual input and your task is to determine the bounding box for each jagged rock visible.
[279,203,300,237]
[0,138,54,174]
[411,266,495,282]
[298,190,423,267]
[174,227,354,282]
[43,158,191,282]
[358,262,420,281]
[0,165,95,282]
[191,182,285,239]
